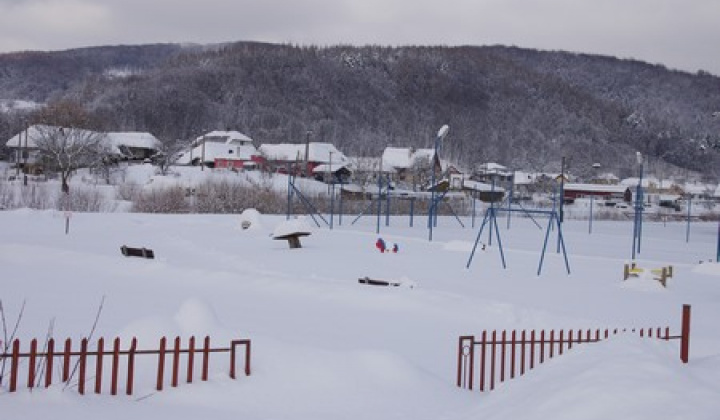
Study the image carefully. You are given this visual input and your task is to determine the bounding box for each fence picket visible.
[157,337,166,391]
[500,330,506,384]
[79,338,88,395]
[126,337,137,396]
[95,337,104,394]
[172,337,181,388]
[46,338,54,388]
[28,339,37,389]
[63,338,71,382]
[187,336,195,384]
[510,331,516,379]
[111,337,120,395]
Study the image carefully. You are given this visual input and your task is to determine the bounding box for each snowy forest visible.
[1,42,719,180]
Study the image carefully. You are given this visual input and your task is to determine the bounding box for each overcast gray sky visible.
[1,0,718,75]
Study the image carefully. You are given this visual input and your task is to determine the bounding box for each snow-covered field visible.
[2,207,720,419]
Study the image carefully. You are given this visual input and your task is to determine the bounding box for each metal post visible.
[589,194,594,234]
[201,136,205,171]
[680,304,691,363]
[429,125,449,241]
[507,171,514,229]
[716,218,720,262]
[686,194,692,243]
[559,157,565,223]
[22,126,28,186]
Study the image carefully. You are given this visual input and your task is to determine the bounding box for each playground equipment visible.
[623,262,674,287]
[467,186,570,276]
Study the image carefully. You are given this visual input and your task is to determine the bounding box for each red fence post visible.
[172,337,181,387]
[467,337,474,390]
[490,330,497,391]
[500,330,506,384]
[549,330,555,358]
[127,338,137,396]
[28,338,37,389]
[520,330,526,375]
[456,336,464,387]
[79,338,88,395]
[46,338,55,388]
[558,330,564,356]
[202,336,210,381]
[568,330,574,350]
[10,339,19,392]
[111,337,120,395]
[95,337,104,394]
[539,330,545,364]
[187,336,195,383]
[63,338,72,382]
[529,330,535,370]
[680,304,691,363]
[157,336,166,391]
[510,330,516,379]
[479,331,487,391]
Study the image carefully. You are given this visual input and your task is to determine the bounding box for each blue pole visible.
[330,181,335,230]
[716,218,720,262]
[472,194,477,229]
[385,174,391,227]
[637,163,644,254]
[410,197,414,227]
[589,194,594,234]
[338,182,343,226]
[507,173,513,229]
[686,195,692,242]
[376,172,382,234]
[428,146,436,241]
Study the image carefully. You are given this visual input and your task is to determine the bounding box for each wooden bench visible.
[121,245,155,259]
[273,232,311,249]
[623,263,673,287]
[358,276,401,287]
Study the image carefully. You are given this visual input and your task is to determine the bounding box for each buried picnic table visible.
[273,231,311,249]
[271,218,313,249]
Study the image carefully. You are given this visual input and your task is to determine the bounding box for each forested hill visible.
[1,42,719,179]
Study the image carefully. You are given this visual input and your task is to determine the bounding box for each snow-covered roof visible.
[6,125,160,155]
[381,147,434,170]
[563,183,629,193]
[259,142,348,164]
[106,132,160,150]
[193,130,253,146]
[176,142,260,164]
[312,163,350,173]
[477,162,507,171]
[463,179,506,192]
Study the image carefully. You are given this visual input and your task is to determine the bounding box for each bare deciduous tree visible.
[33,125,109,194]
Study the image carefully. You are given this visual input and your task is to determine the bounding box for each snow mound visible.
[444,240,475,252]
[693,261,720,276]
[174,298,223,336]
[238,208,263,230]
[620,270,667,292]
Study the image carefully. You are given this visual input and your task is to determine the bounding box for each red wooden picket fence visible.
[457,304,691,392]
[0,335,251,395]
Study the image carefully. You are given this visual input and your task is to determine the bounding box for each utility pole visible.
[304,130,311,177]
[22,124,28,186]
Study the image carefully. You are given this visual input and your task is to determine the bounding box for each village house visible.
[258,142,350,182]
[175,130,261,169]
[562,183,632,205]
[5,124,160,174]
[381,146,438,186]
